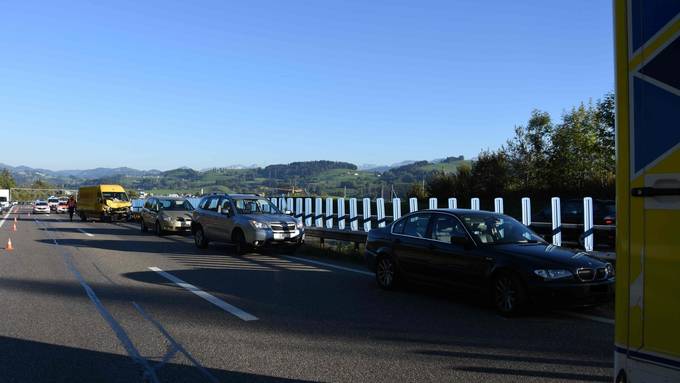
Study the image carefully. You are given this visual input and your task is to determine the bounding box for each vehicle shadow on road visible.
[0,335,316,383]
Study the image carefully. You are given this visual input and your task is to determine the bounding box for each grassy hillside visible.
[8,157,470,199]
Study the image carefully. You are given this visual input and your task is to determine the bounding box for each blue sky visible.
[0,1,613,170]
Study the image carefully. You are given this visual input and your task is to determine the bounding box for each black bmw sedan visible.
[364,209,614,315]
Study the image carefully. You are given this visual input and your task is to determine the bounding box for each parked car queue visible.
[93,193,614,316]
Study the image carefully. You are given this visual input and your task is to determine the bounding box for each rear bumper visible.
[528,278,614,307]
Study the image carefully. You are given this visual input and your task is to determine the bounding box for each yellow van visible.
[614,2,680,382]
[77,184,132,222]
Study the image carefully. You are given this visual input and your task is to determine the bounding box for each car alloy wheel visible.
[233,231,247,255]
[493,273,526,316]
[194,228,208,248]
[155,221,163,236]
[376,257,396,289]
[140,219,148,233]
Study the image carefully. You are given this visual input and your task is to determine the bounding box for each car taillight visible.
[604,219,614,225]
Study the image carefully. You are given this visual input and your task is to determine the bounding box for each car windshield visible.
[102,192,129,201]
[36,202,47,206]
[48,199,59,203]
[233,198,279,214]
[458,213,545,245]
[158,199,193,211]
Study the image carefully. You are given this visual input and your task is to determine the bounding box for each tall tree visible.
[471,149,510,198]
[505,110,553,192]
[0,169,16,189]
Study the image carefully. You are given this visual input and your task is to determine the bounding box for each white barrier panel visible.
[551,197,562,246]
[362,198,372,232]
[494,198,504,214]
[287,198,294,213]
[315,198,323,227]
[409,197,418,212]
[429,198,437,209]
[376,198,386,228]
[349,198,358,231]
[304,198,313,227]
[583,197,594,251]
[337,198,346,230]
[271,197,278,208]
[521,197,531,226]
[325,197,334,229]
[392,198,402,220]
[279,198,286,212]
[295,198,303,224]
[471,198,480,210]
[448,198,457,209]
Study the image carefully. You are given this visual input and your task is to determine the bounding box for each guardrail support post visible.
[295,198,303,224]
[376,198,386,228]
[448,198,457,209]
[349,198,358,231]
[521,197,531,226]
[325,197,334,229]
[583,197,594,251]
[471,198,480,210]
[494,197,504,214]
[337,198,346,230]
[304,198,312,227]
[429,198,437,209]
[286,197,294,213]
[315,198,323,227]
[271,197,278,208]
[551,197,562,246]
[392,198,401,220]
[362,198,372,232]
[409,197,418,212]
[279,197,286,212]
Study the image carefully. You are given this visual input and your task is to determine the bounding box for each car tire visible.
[233,230,249,255]
[194,226,209,249]
[376,255,398,290]
[80,213,87,222]
[155,221,164,236]
[140,219,148,233]
[493,272,528,316]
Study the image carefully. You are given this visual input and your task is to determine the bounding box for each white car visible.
[33,201,50,214]
[56,202,68,213]
[47,197,60,212]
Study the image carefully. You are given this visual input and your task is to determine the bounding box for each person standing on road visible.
[67,196,77,222]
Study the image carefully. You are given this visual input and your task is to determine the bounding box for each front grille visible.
[577,268,595,282]
[270,222,296,232]
[577,267,609,282]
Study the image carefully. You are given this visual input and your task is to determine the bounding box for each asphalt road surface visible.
[0,206,614,382]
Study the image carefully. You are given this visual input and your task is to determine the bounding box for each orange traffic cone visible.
[6,238,13,251]
[13,216,17,223]
[12,223,16,232]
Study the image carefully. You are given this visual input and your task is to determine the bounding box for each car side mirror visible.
[284,210,292,215]
[451,234,472,248]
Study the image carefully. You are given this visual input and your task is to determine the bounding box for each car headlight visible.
[163,216,174,222]
[250,220,269,229]
[605,263,615,278]
[533,269,573,280]
[296,220,304,229]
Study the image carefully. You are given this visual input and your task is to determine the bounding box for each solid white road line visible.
[148,267,258,321]
[555,310,615,325]
[78,228,95,237]
[283,256,374,277]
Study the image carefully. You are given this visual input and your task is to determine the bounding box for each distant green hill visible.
[7,157,470,198]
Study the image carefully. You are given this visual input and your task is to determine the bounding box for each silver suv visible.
[191,194,304,254]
